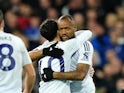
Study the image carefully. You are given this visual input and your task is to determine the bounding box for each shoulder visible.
[10,34,26,47]
[7,33,22,41]
[86,41,93,49]
[80,41,94,52]
[3,32,23,43]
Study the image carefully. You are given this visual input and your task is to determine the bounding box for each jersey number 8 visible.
[0,44,15,71]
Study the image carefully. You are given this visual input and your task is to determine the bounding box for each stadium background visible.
[0,0,124,93]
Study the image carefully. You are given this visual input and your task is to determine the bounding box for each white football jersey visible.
[70,41,95,93]
[38,31,92,93]
[0,32,32,93]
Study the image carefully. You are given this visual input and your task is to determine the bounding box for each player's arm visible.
[53,63,89,80]
[75,30,92,43]
[53,65,94,80]
[23,64,35,93]
[28,40,48,61]
[53,63,95,80]
[29,40,53,61]
[29,48,43,62]
[20,39,36,93]
[29,42,64,61]
[43,59,90,81]
[74,30,89,36]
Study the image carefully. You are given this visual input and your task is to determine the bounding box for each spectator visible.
[61,0,85,15]
[37,0,52,20]
[47,7,59,20]
[116,6,124,21]
[73,12,85,30]
[24,14,41,50]
[18,3,32,30]
[105,13,118,32]
[4,9,19,33]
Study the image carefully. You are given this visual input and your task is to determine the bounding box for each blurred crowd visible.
[0,0,124,93]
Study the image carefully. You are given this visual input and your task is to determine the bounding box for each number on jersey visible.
[0,44,15,71]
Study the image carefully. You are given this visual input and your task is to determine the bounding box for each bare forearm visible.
[53,64,89,80]
[23,64,36,93]
[23,74,35,93]
[53,70,85,80]
[29,50,43,61]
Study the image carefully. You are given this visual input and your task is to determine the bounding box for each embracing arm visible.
[53,63,89,80]
[29,49,43,62]
[29,40,50,61]
[75,30,92,42]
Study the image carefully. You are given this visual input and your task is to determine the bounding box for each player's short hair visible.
[40,19,58,41]
[58,15,75,25]
[0,10,4,24]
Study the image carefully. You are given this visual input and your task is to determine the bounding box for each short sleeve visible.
[20,39,32,66]
[36,40,50,50]
[77,41,94,65]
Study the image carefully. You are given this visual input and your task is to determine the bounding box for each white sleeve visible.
[36,40,50,50]
[75,30,92,36]
[36,45,45,50]
[20,39,32,66]
[62,30,92,55]
[75,30,92,42]
[77,41,94,65]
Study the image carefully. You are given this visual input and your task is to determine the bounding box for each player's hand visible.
[43,42,64,58]
[89,67,95,77]
[42,68,54,82]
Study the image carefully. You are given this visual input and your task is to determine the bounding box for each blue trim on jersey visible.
[83,42,90,51]
[48,57,64,72]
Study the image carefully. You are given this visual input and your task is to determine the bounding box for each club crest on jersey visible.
[82,52,89,61]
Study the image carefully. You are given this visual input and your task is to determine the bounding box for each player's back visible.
[0,32,26,93]
[38,41,79,93]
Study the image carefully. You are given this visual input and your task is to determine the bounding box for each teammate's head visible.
[58,15,77,41]
[0,10,4,29]
[40,19,58,41]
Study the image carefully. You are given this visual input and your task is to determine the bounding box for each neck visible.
[0,27,3,32]
[51,35,61,42]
